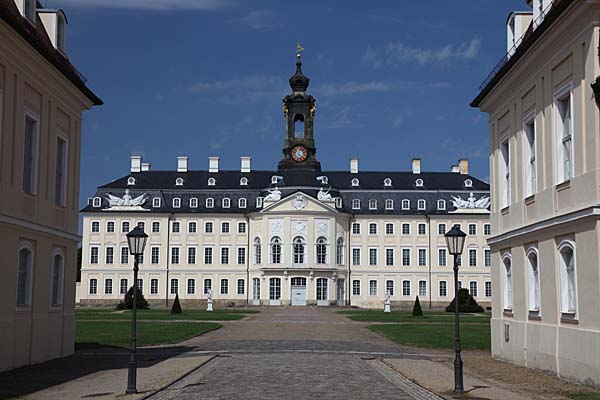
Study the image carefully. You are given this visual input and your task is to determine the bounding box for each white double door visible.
[291,277,307,306]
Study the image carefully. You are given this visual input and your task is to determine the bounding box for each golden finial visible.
[296,42,305,59]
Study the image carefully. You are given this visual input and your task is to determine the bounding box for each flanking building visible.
[472,0,600,387]
[78,53,491,309]
[0,0,101,371]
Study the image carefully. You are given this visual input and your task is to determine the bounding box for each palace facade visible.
[0,0,101,371]
[472,0,600,387]
[78,52,491,309]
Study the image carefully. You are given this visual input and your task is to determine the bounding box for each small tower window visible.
[294,114,305,139]
[415,179,423,187]
[175,177,184,186]
[351,178,359,187]
[127,177,136,186]
[240,177,248,186]
[384,178,392,187]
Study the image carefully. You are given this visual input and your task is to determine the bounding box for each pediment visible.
[260,191,338,214]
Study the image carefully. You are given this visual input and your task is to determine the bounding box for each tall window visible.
[121,247,129,264]
[500,139,510,208]
[369,280,377,296]
[293,237,305,265]
[104,278,113,295]
[352,280,360,296]
[385,223,394,235]
[523,116,537,196]
[369,248,378,266]
[151,279,159,294]
[221,247,229,264]
[418,223,426,235]
[468,224,476,235]
[238,222,246,234]
[237,247,246,264]
[204,247,213,264]
[402,248,410,266]
[484,224,491,236]
[171,247,180,264]
[386,280,394,296]
[527,249,541,312]
[558,242,577,315]
[316,278,328,301]
[170,278,178,295]
[89,278,98,295]
[237,279,245,295]
[120,279,128,295]
[418,248,426,266]
[188,221,197,233]
[438,223,446,235]
[439,281,447,297]
[204,278,212,295]
[418,280,427,297]
[221,222,230,234]
[107,221,115,233]
[402,280,411,296]
[469,248,477,267]
[484,248,491,267]
[336,238,344,265]
[51,253,64,307]
[23,114,39,194]
[91,221,100,233]
[254,238,262,264]
[172,221,180,233]
[270,237,281,264]
[503,256,513,311]
[438,248,447,267]
[352,222,360,234]
[205,221,213,233]
[90,246,99,264]
[55,136,68,206]
[105,247,114,264]
[402,223,410,235]
[555,88,573,183]
[385,248,394,266]
[469,281,478,297]
[316,237,327,264]
[269,277,281,300]
[369,223,377,235]
[220,279,229,294]
[352,248,361,266]
[485,281,492,297]
[252,278,260,300]
[122,221,130,233]
[188,247,196,264]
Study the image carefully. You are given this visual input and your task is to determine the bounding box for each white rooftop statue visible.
[451,192,490,210]
[105,189,148,211]
[265,187,282,202]
[317,186,333,201]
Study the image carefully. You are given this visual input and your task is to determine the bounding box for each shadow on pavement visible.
[0,344,194,399]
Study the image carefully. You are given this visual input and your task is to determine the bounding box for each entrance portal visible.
[290,277,307,306]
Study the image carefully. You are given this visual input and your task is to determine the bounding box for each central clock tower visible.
[278,46,321,172]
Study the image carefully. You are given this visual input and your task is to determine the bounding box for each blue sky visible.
[48,0,526,207]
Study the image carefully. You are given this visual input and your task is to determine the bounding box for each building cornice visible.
[0,212,81,241]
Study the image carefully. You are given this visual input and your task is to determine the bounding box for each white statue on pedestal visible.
[207,289,213,312]
[384,291,391,313]
[317,186,333,201]
[265,187,282,202]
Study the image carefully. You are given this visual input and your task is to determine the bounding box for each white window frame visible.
[172,197,181,208]
[92,197,101,208]
[206,198,214,208]
[54,131,68,207]
[175,177,184,186]
[553,82,574,185]
[437,199,446,210]
[22,111,40,195]
[401,199,410,210]
[50,249,65,308]
[558,240,578,316]
[153,197,161,208]
[190,197,198,208]
[239,198,247,208]
[222,198,231,208]
[417,199,426,210]
[15,243,34,306]
[502,253,513,311]
[500,134,511,208]
[439,280,448,297]
[368,199,377,210]
[526,247,541,313]
[352,199,361,210]
[385,199,393,210]
[523,111,537,197]
[368,247,378,266]
[127,177,135,186]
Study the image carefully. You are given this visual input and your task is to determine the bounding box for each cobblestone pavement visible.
[149,307,441,399]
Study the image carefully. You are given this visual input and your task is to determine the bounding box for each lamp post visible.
[444,224,467,394]
[125,226,148,394]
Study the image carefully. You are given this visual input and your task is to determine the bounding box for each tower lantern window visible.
[294,114,305,139]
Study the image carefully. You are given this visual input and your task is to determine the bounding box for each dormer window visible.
[175,177,184,186]
[172,198,181,208]
[368,199,377,210]
[208,177,216,186]
[222,198,230,208]
[239,198,247,208]
[438,199,446,210]
[240,177,248,186]
[402,199,410,210]
[418,199,426,210]
[415,179,423,187]
[206,198,214,208]
[384,178,392,187]
[190,198,198,208]
[317,176,328,185]
[385,199,393,210]
[23,0,36,24]
[152,198,161,208]
[464,179,473,188]
[335,197,342,208]
[271,176,281,185]
[256,197,264,208]
[92,197,101,208]
[56,13,66,52]
[351,178,359,187]
[352,199,361,210]
[127,177,136,186]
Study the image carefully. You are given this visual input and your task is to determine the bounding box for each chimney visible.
[177,156,189,173]
[412,158,421,174]
[209,156,220,173]
[141,162,150,172]
[350,157,359,174]
[458,158,469,175]
[451,165,460,173]
[241,156,251,173]
[130,155,142,173]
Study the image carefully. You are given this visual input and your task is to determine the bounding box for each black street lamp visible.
[444,224,467,394]
[125,226,148,394]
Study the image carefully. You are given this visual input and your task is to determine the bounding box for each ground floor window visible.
[402,280,411,296]
[439,281,447,297]
[469,281,478,297]
[120,278,128,295]
[237,279,245,295]
[485,281,492,297]
[221,278,229,295]
[253,278,260,300]
[352,280,360,296]
[385,280,394,296]
[316,278,328,301]
[418,280,427,297]
[170,278,179,295]
[151,278,159,294]
[369,280,377,296]
[136,279,143,293]
[269,277,281,300]
[89,278,98,294]
[187,278,196,294]
[104,278,112,295]
[204,278,212,294]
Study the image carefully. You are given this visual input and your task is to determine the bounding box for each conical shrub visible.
[412,296,423,316]
[171,293,182,314]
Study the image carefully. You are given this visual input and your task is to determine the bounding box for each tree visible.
[446,288,484,313]
[171,293,182,314]
[116,286,149,310]
[412,296,423,316]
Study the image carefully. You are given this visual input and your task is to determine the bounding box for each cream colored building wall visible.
[478,2,600,386]
[0,19,94,371]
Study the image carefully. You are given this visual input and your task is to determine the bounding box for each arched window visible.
[558,241,577,314]
[502,254,513,311]
[190,198,198,208]
[316,237,327,264]
[401,199,410,210]
[526,248,540,313]
[208,177,216,186]
[293,237,305,265]
[16,243,34,308]
[437,199,446,210]
[51,251,64,307]
[336,237,344,265]
[270,237,282,264]
[294,114,305,138]
[206,198,214,208]
[418,199,426,210]
[254,238,262,264]
[385,199,394,210]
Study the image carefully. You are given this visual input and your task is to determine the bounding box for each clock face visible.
[291,145,308,162]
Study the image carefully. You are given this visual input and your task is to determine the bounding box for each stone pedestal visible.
[384,300,391,313]
[207,299,213,312]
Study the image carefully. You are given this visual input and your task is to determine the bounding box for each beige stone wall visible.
[0,17,93,371]
[477,1,600,386]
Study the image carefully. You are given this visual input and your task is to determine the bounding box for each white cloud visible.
[325,105,353,129]
[229,10,281,31]
[51,0,234,11]
[314,81,391,97]
[189,75,284,96]
[362,37,482,68]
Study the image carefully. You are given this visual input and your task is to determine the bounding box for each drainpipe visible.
[347,215,353,307]
[246,213,250,306]
[425,213,432,309]
[165,211,174,308]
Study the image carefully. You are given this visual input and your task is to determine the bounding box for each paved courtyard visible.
[149,307,440,400]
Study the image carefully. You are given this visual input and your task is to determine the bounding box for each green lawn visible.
[369,323,491,351]
[76,320,221,348]
[569,395,600,400]
[76,308,258,321]
[339,310,490,323]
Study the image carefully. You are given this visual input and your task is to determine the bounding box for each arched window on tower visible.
[294,114,305,139]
